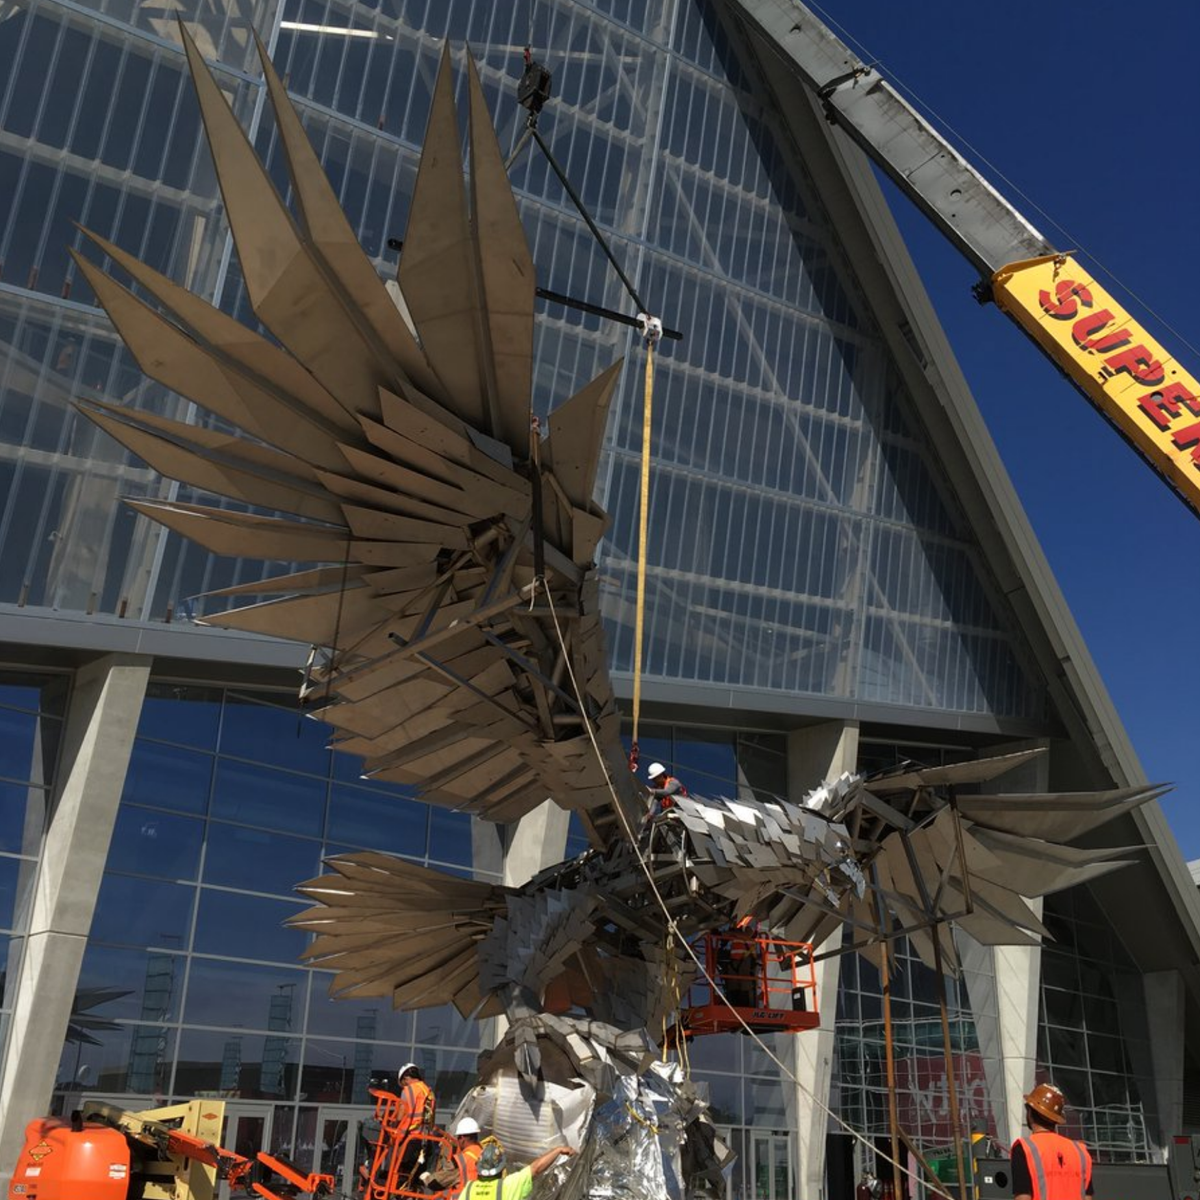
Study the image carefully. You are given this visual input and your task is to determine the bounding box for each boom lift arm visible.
[723,0,1200,520]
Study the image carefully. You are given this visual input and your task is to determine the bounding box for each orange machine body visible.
[8,1118,132,1200]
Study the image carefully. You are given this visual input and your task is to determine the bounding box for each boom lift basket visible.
[363,1089,464,1200]
[677,930,819,1037]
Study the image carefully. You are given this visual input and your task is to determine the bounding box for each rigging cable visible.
[804,0,1200,363]
[630,316,662,766]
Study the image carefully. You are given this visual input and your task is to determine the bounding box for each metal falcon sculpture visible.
[77,32,1163,1063]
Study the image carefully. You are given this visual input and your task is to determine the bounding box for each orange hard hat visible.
[1024,1083,1066,1125]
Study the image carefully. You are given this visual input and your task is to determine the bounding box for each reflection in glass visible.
[107,805,204,881]
[176,1029,299,1101]
[77,945,183,1022]
[327,784,428,858]
[184,958,307,1032]
[305,973,413,1044]
[301,1038,374,1106]
[220,693,332,777]
[203,822,321,896]
[193,889,307,964]
[137,684,222,750]
[56,1023,176,1098]
[90,874,194,950]
[212,759,327,838]
[124,739,214,816]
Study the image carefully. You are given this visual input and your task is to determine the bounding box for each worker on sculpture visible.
[1011,1083,1093,1200]
[457,1141,576,1200]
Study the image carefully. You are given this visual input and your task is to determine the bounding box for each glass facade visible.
[0,669,68,1069]
[833,938,996,1153]
[1036,889,1152,1160]
[0,0,1047,726]
[50,682,483,1178]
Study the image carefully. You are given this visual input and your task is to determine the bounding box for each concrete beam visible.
[1144,970,1185,1155]
[0,653,150,1179]
[786,720,859,1200]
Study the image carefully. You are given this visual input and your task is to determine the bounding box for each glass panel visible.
[211,760,327,838]
[427,808,471,868]
[90,874,194,950]
[0,855,39,932]
[301,1039,367,1106]
[124,740,214,816]
[0,781,47,856]
[674,729,736,795]
[326,784,428,858]
[414,1004,481,1052]
[193,890,308,964]
[176,1029,299,1101]
[220,693,333,778]
[203,823,322,896]
[138,684,223,750]
[305,973,414,1044]
[77,945,184,1022]
[106,805,204,881]
[185,958,307,1033]
[57,1023,176,1097]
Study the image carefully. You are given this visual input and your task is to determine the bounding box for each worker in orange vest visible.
[394,1062,436,1139]
[1011,1083,1093,1200]
[372,1062,436,1192]
[453,1117,484,1182]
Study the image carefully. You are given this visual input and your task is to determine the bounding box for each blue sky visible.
[821,1,1200,857]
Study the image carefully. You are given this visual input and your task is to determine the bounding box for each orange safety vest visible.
[459,1142,483,1181]
[1013,1132,1092,1200]
[395,1078,436,1136]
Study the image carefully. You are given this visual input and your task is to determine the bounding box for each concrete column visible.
[786,721,859,1200]
[1143,970,1185,1156]
[0,653,151,1178]
[471,799,572,1049]
[959,739,1049,1147]
[501,801,571,889]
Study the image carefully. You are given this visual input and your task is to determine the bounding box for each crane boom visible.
[724,0,1200,521]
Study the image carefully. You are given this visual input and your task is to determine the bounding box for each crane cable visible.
[629,316,663,774]
[539,583,954,1200]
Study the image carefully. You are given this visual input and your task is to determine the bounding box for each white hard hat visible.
[398,1062,418,1079]
[454,1117,481,1137]
[647,762,667,778]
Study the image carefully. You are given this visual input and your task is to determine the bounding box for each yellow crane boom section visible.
[995,254,1200,516]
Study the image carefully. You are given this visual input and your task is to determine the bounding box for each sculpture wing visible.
[77,30,639,840]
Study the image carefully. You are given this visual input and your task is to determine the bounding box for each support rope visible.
[630,330,657,764]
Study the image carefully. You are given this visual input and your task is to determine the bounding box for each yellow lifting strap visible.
[631,317,660,759]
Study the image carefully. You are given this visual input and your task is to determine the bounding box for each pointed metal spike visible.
[78,225,357,434]
[251,30,449,405]
[544,359,624,509]
[123,501,349,562]
[178,22,386,419]
[71,251,348,471]
[466,51,535,448]
[398,43,488,431]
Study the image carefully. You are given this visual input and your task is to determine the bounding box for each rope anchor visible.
[637,312,663,346]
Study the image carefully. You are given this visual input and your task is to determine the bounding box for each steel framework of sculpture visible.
[75,28,1165,1198]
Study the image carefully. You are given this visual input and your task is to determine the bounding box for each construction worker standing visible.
[367,1062,436,1193]
[457,1141,575,1200]
[1011,1083,1093,1200]
[394,1062,436,1141]
[452,1118,484,1182]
